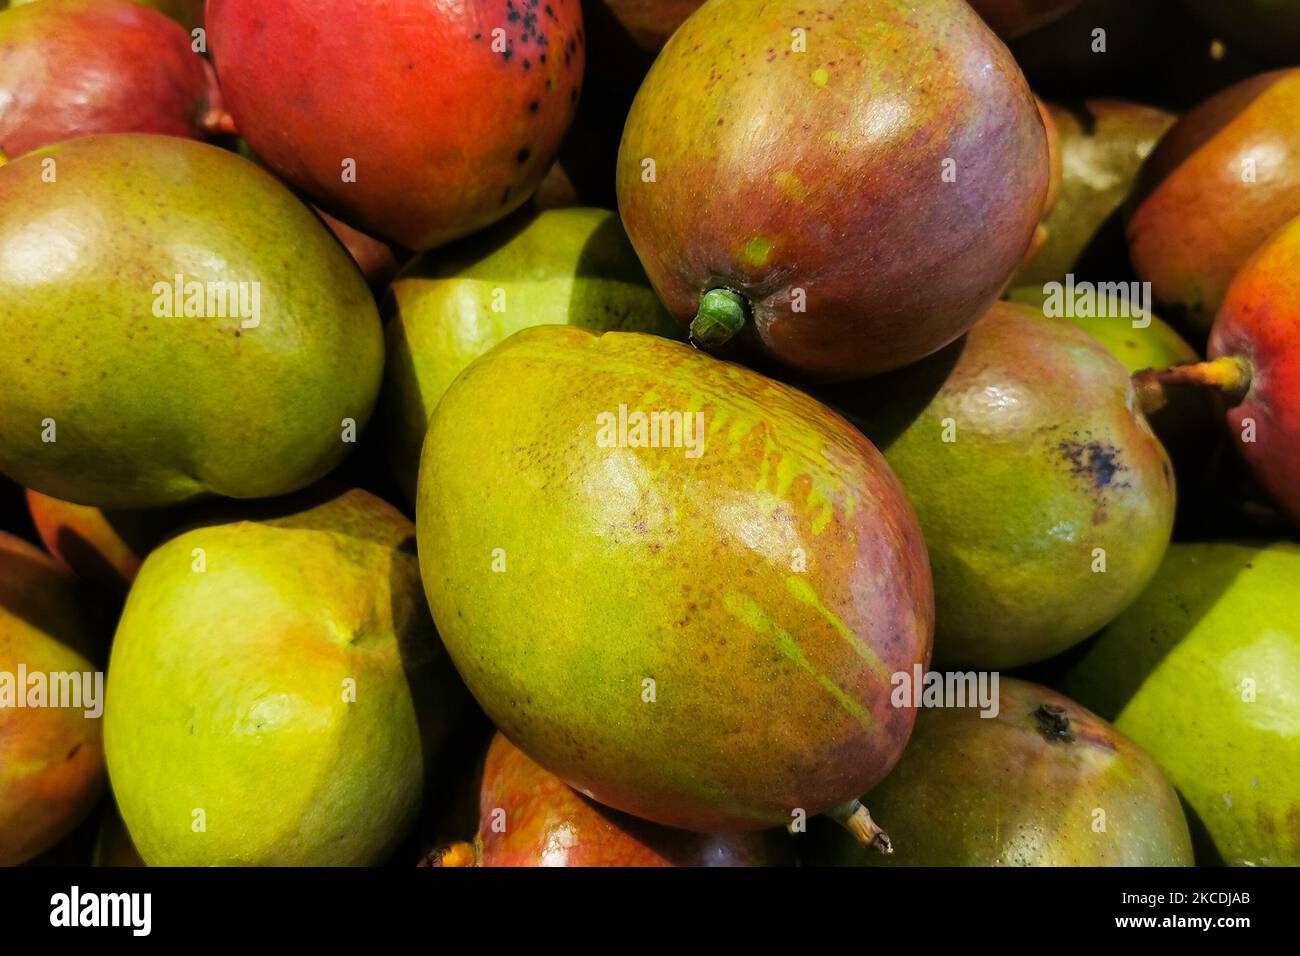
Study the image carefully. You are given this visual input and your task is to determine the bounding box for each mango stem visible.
[690,288,749,349]
[202,108,239,137]
[828,799,893,855]
[1133,354,1253,416]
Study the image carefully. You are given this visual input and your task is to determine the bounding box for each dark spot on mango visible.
[1058,438,1126,491]
[517,148,530,163]
[528,100,539,112]
[66,743,82,761]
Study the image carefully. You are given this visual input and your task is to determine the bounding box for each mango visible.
[824,301,1175,669]
[435,733,793,866]
[104,487,468,865]
[1065,542,1300,866]
[0,134,383,509]
[806,679,1193,866]
[0,531,105,865]
[380,207,678,500]
[616,0,1048,380]
[417,327,933,835]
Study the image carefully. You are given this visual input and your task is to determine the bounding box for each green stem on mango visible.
[1133,354,1253,416]
[828,799,893,855]
[689,288,749,349]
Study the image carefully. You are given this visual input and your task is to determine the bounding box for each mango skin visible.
[616,0,1048,381]
[1015,100,1176,288]
[1064,542,1300,866]
[1129,70,1300,334]
[470,733,792,866]
[967,0,1082,39]
[380,207,678,500]
[1005,286,1197,375]
[207,0,584,251]
[597,0,702,51]
[417,327,933,832]
[104,488,468,866]
[805,678,1193,866]
[0,531,105,866]
[825,301,1175,669]
[0,0,220,157]
[1211,215,1300,522]
[25,490,183,597]
[0,134,383,509]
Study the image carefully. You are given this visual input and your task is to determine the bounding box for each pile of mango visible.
[1,0,1296,868]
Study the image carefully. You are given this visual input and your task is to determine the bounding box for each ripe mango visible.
[417,326,933,834]
[805,679,1193,866]
[0,134,382,509]
[104,487,468,865]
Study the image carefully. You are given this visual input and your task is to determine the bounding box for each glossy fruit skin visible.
[25,490,182,597]
[1015,100,1176,287]
[1210,215,1300,521]
[1129,70,1300,334]
[0,134,383,509]
[471,733,791,866]
[616,0,1048,381]
[825,301,1175,669]
[418,327,933,832]
[1064,542,1300,866]
[207,0,585,251]
[316,208,402,290]
[0,531,105,866]
[105,488,468,866]
[967,0,1082,39]
[806,679,1193,866]
[380,207,678,500]
[0,0,221,157]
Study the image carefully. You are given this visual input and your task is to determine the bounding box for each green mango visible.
[805,678,1193,866]
[1006,285,1197,374]
[380,207,677,500]
[0,134,382,509]
[104,487,468,865]
[824,301,1175,669]
[1064,542,1300,866]
[1013,100,1176,288]
[417,326,933,835]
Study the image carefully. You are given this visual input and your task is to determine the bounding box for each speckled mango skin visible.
[1211,216,1300,522]
[0,134,383,510]
[380,207,678,501]
[104,488,467,865]
[1129,69,1300,334]
[208,0,585,251]
[0,531,105,866]
[616,0,1048,381]
[1064,542,1300,866]
[0,0,221,158]
[474,733,792,865]
[805,678,1193,866]
[417,327,933,831]
[825,301,1175,669]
